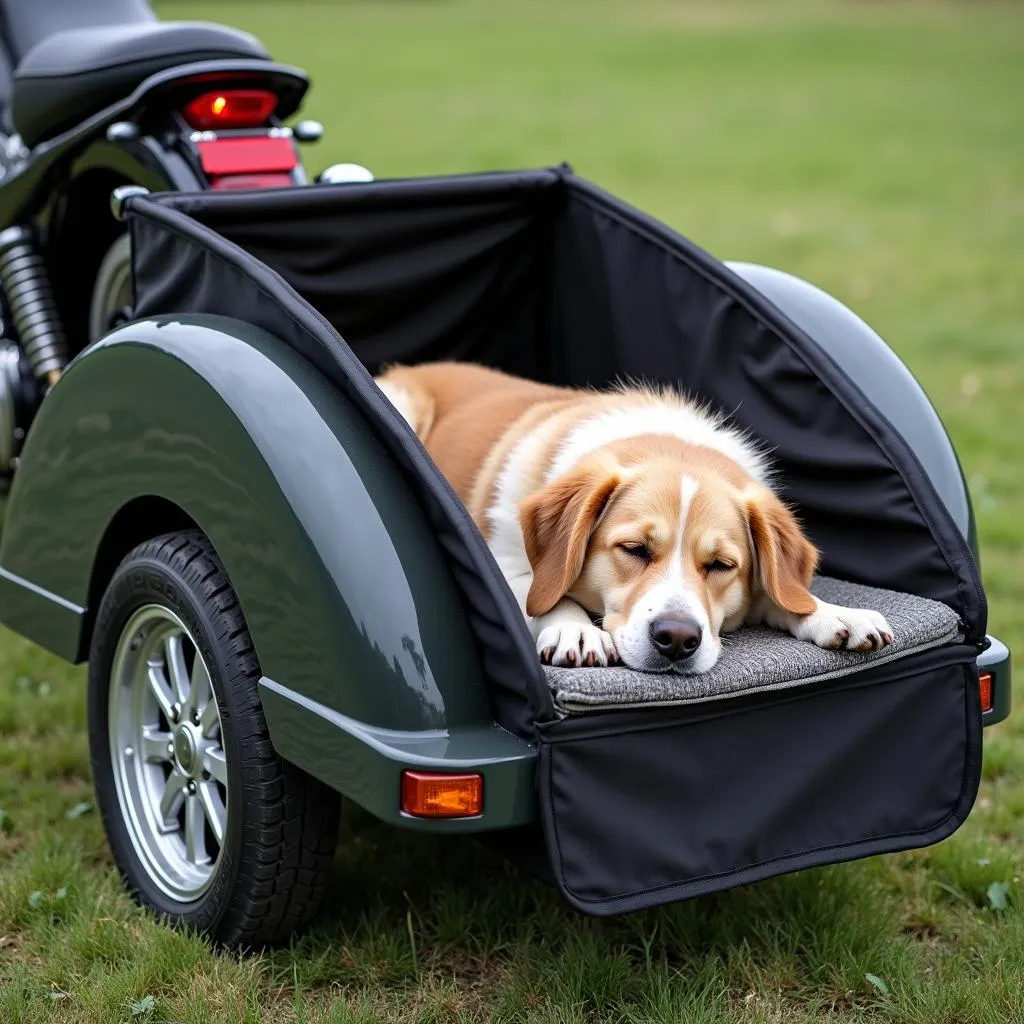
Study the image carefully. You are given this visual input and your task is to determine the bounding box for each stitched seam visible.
[539,645,973,743]
[156,168,561,218]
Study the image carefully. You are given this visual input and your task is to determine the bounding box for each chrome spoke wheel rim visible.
[109,605,228,902]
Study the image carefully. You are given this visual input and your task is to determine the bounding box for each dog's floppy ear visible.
[744,487,819,616]
[519,456,620,618]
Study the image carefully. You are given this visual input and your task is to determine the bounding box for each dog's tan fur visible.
[376,362,893,672]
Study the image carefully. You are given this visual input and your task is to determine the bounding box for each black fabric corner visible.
[553,176,985,642]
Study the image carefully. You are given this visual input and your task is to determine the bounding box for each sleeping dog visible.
[376,362,893,673]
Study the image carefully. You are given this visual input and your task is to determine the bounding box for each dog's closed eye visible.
[704,558,735,573]
[617,542,651,562]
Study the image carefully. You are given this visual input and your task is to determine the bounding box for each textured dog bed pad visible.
[544,577,961,712]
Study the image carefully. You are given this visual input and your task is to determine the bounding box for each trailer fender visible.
[0,314,489,736]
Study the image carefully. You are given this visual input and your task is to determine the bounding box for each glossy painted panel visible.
[0,565,83,659]
[259,676,536,831]
[0,315,492,734]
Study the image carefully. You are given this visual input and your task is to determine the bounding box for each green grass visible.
[2,0,1024,1020]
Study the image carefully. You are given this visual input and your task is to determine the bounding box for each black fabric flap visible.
[536,645,981,915]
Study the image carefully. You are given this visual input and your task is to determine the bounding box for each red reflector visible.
[183,89,278,130]
[980,672,993,713]
[401,771,483,818]
[210,173,294,191]
[197,137,297,176]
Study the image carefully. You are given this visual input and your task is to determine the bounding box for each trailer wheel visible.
[87,530,340,947]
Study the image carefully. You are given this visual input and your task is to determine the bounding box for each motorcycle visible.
[0,0,369,485]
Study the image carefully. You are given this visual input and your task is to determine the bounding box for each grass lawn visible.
[2,0,1024,1020]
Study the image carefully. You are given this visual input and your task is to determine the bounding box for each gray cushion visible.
[545,576,961,713]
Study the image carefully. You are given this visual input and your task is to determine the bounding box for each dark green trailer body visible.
[0,314,535,831]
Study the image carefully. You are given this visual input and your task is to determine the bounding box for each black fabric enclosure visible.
[126,166,986,914]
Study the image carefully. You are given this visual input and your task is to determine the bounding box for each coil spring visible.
[0,226,67,385]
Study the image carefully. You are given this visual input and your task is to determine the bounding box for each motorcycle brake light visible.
[183,89,278,130]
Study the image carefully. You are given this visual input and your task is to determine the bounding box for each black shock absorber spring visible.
[0,226,68,388]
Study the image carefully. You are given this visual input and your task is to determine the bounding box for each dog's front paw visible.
[797,603,894,652]
[537,623,619,667]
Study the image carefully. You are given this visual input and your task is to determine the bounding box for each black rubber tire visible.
[88,232,132,343]
[87,530,340,948]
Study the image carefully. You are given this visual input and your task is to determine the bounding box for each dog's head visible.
[519,438,818,673]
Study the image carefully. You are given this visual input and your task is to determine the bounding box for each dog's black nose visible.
[650,614,702,661]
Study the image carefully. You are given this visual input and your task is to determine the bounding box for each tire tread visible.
[90,529,339,948]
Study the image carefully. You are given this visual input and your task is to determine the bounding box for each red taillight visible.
[183,89,278,130]
[980,672,993,713]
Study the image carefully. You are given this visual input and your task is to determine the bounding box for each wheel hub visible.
[174,725,198,775]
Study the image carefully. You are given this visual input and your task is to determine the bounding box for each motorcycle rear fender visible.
[0,315,534,830]
[0,59,307,224]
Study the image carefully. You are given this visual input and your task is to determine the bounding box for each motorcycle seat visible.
[11,21,270,149]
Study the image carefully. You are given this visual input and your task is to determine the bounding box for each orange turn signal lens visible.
[401,771,483,818]
[979,673,993,713]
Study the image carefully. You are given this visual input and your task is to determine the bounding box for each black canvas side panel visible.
[537,645,981,915]
[542,193,620,388]
[143,171,560,379]
[552,177,985,641]
[128,197,553,736]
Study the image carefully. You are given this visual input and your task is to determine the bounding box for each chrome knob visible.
[110,185,150,222]
[292,120,324,143]
[317,162,374,185]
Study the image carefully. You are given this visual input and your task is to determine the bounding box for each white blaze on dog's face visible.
[519,437,819,673]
